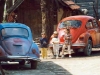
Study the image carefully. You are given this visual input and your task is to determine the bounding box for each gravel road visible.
[1,48,100,75]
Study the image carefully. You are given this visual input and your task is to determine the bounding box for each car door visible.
[86,19,100,46]
[92,19,100,45]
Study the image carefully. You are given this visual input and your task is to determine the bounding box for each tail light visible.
[79,37,84,41]
[32,49,40,58]
[32,49,36,54]
[78,37,85,43]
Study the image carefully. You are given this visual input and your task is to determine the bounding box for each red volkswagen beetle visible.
[51,15,100,56]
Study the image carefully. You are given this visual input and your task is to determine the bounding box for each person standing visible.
[40,32,48,59]
[62,28,72,58]
[49,34,55,56]
[50,31,60,59]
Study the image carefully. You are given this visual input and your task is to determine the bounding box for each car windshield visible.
[59,20,81,28]
[1,28,28,37]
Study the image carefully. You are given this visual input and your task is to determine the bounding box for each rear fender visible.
[77,32,92,45]
[0,46,6,56]
[28,43,40,58]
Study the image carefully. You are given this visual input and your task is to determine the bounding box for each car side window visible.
[86,21,93,29]
[92,19,98,28]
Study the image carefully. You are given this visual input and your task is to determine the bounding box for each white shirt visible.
[51,37,60,47]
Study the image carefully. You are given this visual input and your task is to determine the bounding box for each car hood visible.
[58,28,85,43]
[2,38,31,56]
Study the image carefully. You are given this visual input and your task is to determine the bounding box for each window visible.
[1,28,28,37]
[59,20,81,28]
[86,22,93,29]
[92,19,98,27]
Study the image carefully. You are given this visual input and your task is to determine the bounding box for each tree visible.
[40,0,47,33]
[2,0,7,22]
[2,0,14,22]
[0,0,5,22]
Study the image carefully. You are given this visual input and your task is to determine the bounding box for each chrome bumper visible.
[0,56,40,61]
[72,43,85,46]
[49,43,86,48]
[59,43,86,47]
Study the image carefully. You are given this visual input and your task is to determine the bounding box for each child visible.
[50,31,60,59]
[62,28,72,58]
[49,35,54,57]
[40,32,48,59]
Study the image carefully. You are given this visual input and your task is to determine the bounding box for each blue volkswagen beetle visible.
[0,23,40,69]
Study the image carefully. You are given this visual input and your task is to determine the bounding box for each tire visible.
[19,60,25,65]
[84,40,92,56]
[31,60,37,69]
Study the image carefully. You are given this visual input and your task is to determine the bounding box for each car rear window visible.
[1,28,29,37]
[59,20,81,28]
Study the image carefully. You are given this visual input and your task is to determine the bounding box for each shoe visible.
[58,55,61,57]
[69,55,72,58]
[45,57,47,59]
[56,56,59,59]
[51,55,56,59]
[61,55,64,58]
[41,57,44,59]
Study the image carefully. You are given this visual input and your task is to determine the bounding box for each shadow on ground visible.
[38,61,72,75]
[1,49,100,75]
[0,61,72,75]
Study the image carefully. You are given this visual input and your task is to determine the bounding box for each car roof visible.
[0,23,29,30]
[61,15,94,22]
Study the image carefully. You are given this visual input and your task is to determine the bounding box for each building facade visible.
[6,0,84,39]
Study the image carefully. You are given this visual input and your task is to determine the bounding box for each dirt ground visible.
[1,48,100,75]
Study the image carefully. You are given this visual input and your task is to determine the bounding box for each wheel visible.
[84,40,92,56]
[30,60,37,69]
[19,60,25,65]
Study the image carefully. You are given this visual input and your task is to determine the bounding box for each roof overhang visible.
[62,0,80,10]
